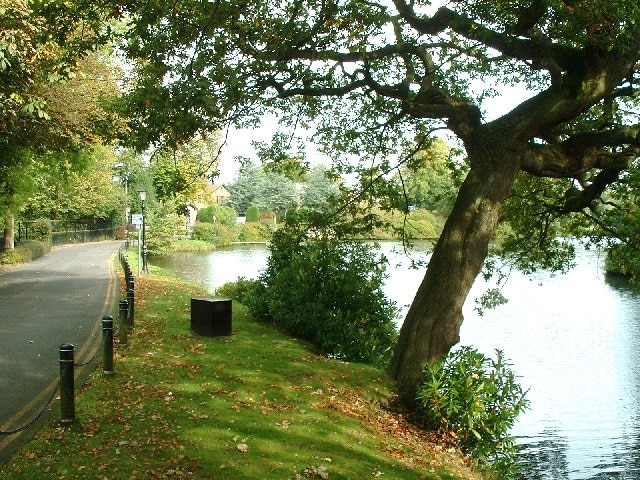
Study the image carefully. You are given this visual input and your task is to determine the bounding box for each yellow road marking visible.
[0,249,120,454]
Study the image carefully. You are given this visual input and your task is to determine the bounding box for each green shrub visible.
[146,212,185,255]
[238,222,271,242]
[247,221,399,366]
[416,346,529,476]
[30,219,53,243]
[215,277,262,304]
[245,205,260,223]
[605,242,640,281]
[191,222,237,246]
[0,240,51,264]
[372,208,442,240]
[197,204,238,225]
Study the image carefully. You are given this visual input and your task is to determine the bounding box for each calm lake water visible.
[152,242,640,479]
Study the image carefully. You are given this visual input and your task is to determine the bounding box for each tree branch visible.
[512,0,549,35]
[561,167,623,213]
[522,126,640,177]
[392,1,580,76]
[265,76,369,99]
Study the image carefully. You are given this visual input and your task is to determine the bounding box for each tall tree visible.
[1,1,118,249]
[0,0,116,156]
[253,132,310,182]
[227,159,263,215]
[303,164,339,211]
[255,171,298,221]
[117,0,640,404]
[22,145,123,221]
[394,138,462,215]
[150,136,220,214]
[227,162,299,220]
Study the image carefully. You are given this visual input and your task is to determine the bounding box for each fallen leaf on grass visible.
[236,443,249,453]
[276,420,290,430]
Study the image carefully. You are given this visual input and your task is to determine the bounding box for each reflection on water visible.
[517,430,570,480]
[153,244,269,294]
[151,242,640,479]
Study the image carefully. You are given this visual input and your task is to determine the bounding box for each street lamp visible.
[138,189,149,274]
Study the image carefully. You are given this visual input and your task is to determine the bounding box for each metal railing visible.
[16,219,116,246]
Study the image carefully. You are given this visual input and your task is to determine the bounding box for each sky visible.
[216,114,328,184]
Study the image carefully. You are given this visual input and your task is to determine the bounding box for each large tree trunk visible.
[389,146,521,406]
[3,210,14,252]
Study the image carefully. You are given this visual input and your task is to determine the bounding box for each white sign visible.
[131,214,143,227]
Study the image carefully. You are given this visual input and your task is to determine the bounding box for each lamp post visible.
[138,190,149,274]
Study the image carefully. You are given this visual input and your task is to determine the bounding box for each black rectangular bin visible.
[190,297,232,336]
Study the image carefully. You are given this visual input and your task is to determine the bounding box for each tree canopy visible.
[21,145,123,221]
[150,136,221,214]
[1,0,123,250]
[227,160,299,218]
[0,0,117,160]
[64,0,640,402]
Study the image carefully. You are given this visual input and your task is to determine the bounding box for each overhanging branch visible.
[392,1,580,74]
[561,168,623,213]
[522,126,640,177]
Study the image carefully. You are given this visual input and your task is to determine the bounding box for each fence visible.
[0,243,134,437]
[16,219,116,246]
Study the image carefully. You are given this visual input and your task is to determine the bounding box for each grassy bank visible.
[1,263,485,480]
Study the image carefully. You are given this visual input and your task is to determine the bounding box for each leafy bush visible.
[245,205,260,223]
[30,218,53,243]
[116,225,127,241]
[247,220,399,366]
[215,277,262,304]
[238,222,272,242]
[259,210,273,222]
[197,204,238,225]
[416,346,529,476]
[605,242,640,282]
[191,222,237,246]
[0,240,51,264]
[146,211,185,255]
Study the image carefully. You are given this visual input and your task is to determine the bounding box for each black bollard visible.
[127,280,135,327]
[59,343,75,424]
[119,300,129,347]
[102,316,114,375]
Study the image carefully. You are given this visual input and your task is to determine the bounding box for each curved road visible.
[0,241,121,461]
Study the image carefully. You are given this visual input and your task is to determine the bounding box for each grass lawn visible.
[1,261,487,480]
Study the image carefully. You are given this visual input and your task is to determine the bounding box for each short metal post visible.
[124,258,131,279]
[119,300,129,347]
[59,343,75,424]
[102,316,114,375]
[127,280,135,327]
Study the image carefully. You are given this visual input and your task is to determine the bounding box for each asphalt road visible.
[0,241,121,462]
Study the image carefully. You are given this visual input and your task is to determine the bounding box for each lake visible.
[152,242,640,479]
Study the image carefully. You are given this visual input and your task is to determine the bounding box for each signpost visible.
[131,214,143,276]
